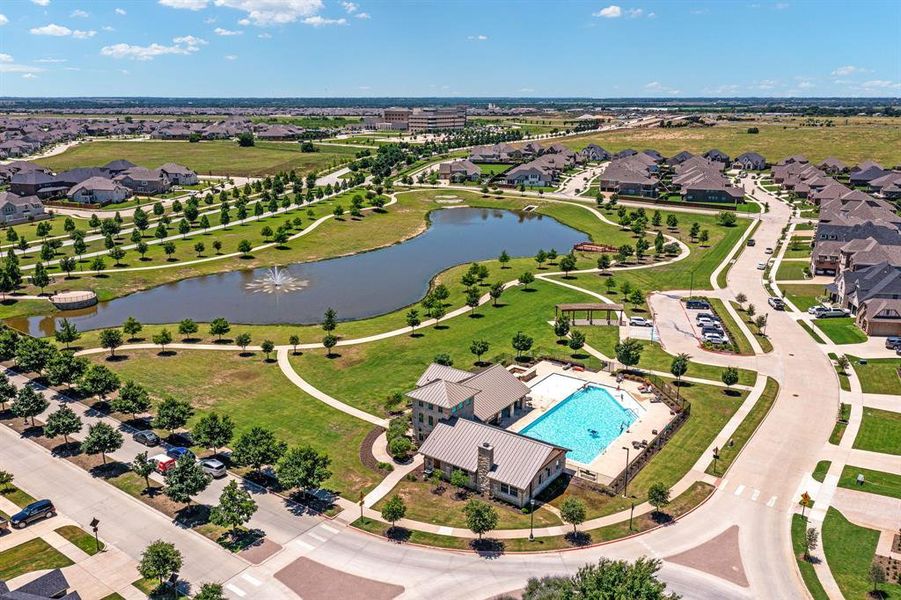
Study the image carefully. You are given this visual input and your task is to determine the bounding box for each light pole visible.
[529,498,535,542]
[622,446,631,498]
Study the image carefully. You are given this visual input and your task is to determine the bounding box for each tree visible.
[54,318,80,350]
[869,562,886,595]
[232,427,287,471]
[80,421,123,465]
[746,303,756,319]
[12,386,49,426]
[735,292,747,308]
[449,469,469,496]
[232,332,252,353]
[59,256,76,278]
[689,222,701,241]
[535,249,547,269]
[162,241,177,260]
[699,229,710,246]
[512,331,534,359]
[836,354,851,375]
[721,366,739,392]
[670,353,690,385]
[559,253,577,276]
[153,396,193,436]
[615,337,643,370]
[31,262,51,293]
[523,557,679,600]
[616,244,634,264]
[99,328,123,357]
[192,413,234,454]
[237,239,252,257]
[568,330,586,354]
[210,480,257,535]
[597,254,611,272]
[90,256,107,274]
[209,317,231,341]
[647,482,671,515]
[0,373,17,410]
[405,309,421,336]
[164,454,211,504]
[44,405,83,446]
[112,380,152,422]
[194,241,205,257]
[261,339,275,360]
[470,339,489,364]
[15,336,53,374]
[288,334,300,354]
[518,271,535,290]
[803,526,818,560]
[322,307,338,332]
[465,287,481,315]
[119,317,142,342]
[237,132,255,147]
[463,499,498,540]
[381,495,406,530]
[629,288,645,308]
[275,445,331,492]
[78,364,120,400]
[194,583,226,600]
[178,318,198,340]
[152,329,173,353]
[138,543,185,592]
[498,250,510,268]
[322,333,338,357]
[132,451,155,490]
[560,497,586,534]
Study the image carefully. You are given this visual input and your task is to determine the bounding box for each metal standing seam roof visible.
[406,379,480,409]
[418,417,565,490]
[415,363,471,387]
[464,364,531,421]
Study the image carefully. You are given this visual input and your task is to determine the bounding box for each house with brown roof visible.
[160,163,199,186]
[115,167,171,195]
[438,159,481,182]
[833,261,901,336]
[733,152,767,171]
[0,191,46,224]
[67,176,132,205]
[817,157,848,174]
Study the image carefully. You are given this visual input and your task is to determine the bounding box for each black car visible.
[686,299,711,310]
[11,499,55,529]
[133,430,160,447]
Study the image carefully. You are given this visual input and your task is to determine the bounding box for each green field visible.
[848,357,901,395]
[780,284,824,312]
[55,525,105,555]
[791,515,829,600]
[853,407,901,455]
[553,118,901,165]
[839,465,901,499]
[823,508,901,600]
[814,318,868,345]
[775,261,809,281]
[38,140,360,177]
[812,460,831,483]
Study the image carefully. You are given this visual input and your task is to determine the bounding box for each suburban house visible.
[160,163,200,185]
[438,159,481,182]
[0,191,46,224]
[578,144,610,162]
[849,163,889,187]
[505,162,555,187]
[598,154,659,198]
[9,170,67,199]
[469,143,520,163]
[733,152,767,170]
[418,417,568,508]
[832,262,901,336]
[103,159,137,174]
[868,171,901,199]
[0,568,81,599]
[818,157,848,174]
[408,362,531,442]
[114,167,171,195]
[67,176,132,205]
[703,149,731,164]
[666,150,694,166]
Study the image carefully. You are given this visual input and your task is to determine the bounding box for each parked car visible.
[808,305,828,316]
[885,336,901,350]
[698,319,722,331]
[696,313,721,324]
[199,458,227,479]
[166,447,195,462]
[817,308,850,318]
[703,333,726,345]
[10,499,55,529]
[686,299,711,310]
[133,430,160,447]
[747,239,756,246]
[768,297,785,310]
[765,247,774,254]
[701,326,726,337]
[629,316,653,327]
[757,262,767,270]
[151,453,177,474]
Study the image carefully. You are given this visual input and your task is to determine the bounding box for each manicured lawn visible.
[783,237,813,259]
[477,163,514,176]
[89,349,382,497]
[55,525,105,555]
[38,140,360,177]
[775,261,809,281]
[0,484,37,508]
[798,320,825,344]
[790,515,829,600]
[631,340,757,387]
[814,317,868,345]
[705,377,778,476]
[847,357,901,395]
[838,465,901,500]
[0,538,73,580]
[822,507,901,600]
[852,407,901,455]
[829,403,851,445]
[812,460,831,483]
[132,578,188,599]
[708,298,754,355]
[828,353,852,391]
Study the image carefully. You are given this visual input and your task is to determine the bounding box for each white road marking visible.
[308,532,327,543]
[751,489,760,502]
[320,523,338,534]
[293,539,314,551]
[226,584,246,597]
[720,478,729,490]
[734,484,745,496]
[241,574,262,587]
[767,496,777,507]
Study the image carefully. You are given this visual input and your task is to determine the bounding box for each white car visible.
[765,247,774,254]
[629,317,653,327]
[808,305,828,315]
[757,262,767,270]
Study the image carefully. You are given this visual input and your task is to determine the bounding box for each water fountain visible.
[244,266,308,294]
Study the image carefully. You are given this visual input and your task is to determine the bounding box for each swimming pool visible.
[521,384,639,464]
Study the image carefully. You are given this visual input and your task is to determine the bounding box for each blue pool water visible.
[520,385,638,464]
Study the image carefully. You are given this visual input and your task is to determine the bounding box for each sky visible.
[0,0,899,98]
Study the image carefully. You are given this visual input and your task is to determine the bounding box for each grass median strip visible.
[790,515,829,600]
[823,507,901,600]
[798,320,825,344]
[55,524,105,555]
[838,465,901,500]
[812,460,831,483]
[705,377,778,476]
[829,403,851,445]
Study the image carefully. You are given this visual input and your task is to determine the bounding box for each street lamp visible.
[89,517,100,553]
[529,498,535,542]
[621,446,631,498]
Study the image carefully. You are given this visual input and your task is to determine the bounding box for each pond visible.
[14,208,587,337]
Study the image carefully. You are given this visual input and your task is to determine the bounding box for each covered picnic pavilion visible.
[555,302,624,326]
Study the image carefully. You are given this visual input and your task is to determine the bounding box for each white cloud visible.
[831,65,866,76]
[115,8,127,15]
[35,57,67,63]
[71,9,89,17]
[774,2,789,8]
[625,8,644,17]
[593,5,622,17]
[797,80,814,89]
[31,0,50,6]
[303,15,346,26]
[214,0,325,26]
[159,0,209,10]
[72,29,96,38]
[225,54,238,60]
[214,26,243,35]
[258,32,271,38]
[0,55,44,75]
[861,80,901,90]
[204,16,217,23]
[519,87,535,93]
[65,66,81,71]
[103,25,115,31]
[0,14,8,26]
[22,73,38,79]
[468,34,488,41]
[0,54,11,63]
[30,23,72,36]
[645,81,680,95]
[355,11,369,18]
[341,1,358,12]
[101,35,206,60]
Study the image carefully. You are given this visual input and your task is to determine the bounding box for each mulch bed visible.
[359,426,386,473]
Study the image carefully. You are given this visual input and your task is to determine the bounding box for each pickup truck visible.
[151,453,177,474]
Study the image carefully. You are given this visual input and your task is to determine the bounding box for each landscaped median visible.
[705,377,779,476]
[790,514,829,600]
[352,482,713,552]
[838,465,901,500]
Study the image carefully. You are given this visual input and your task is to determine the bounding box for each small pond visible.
[14,208,587,337]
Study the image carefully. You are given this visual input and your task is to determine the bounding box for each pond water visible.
[14,208,587,337]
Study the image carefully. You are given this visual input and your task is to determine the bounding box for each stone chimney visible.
[476,442,494,495]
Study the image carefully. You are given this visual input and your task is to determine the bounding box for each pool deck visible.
[508,362,675,484]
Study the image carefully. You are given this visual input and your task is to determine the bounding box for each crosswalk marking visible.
[241,574,262,587]
[226,584,246,597]
[308,532,327,543]
[733,484,745,496]
[767,496,777,507]
[293,539,314,551]
[751,489,760,502]
[720,478,729,490]
[320,523,338,534]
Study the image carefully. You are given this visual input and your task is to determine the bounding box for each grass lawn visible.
[55,524,105,555]
[477,163,514,176]
[0,484,37,508]
[783,237,814,259]
[630,340,757,387]
[814,318,868,345]
[708,298,754,355]
[775,261,809,281]
[791,514,829,600]
[89,349,382,497]
[812,460,831,483]
[852,407,901,455]
[0,538,73,580]
[38,140,360,177]
[828,353,852,391]
[847,357,901,395]
[829,403,851,445]
[798,320,826,344]
[838,465,901,500]
[132,578,188,599]
[705,377,777,476]
[823,507,901,600]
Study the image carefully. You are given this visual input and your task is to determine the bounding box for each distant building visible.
[160,163,199,186]
[67,176,132,205]
[438,159,481,182]
[408,107,467,133]
[0,191,45,224]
